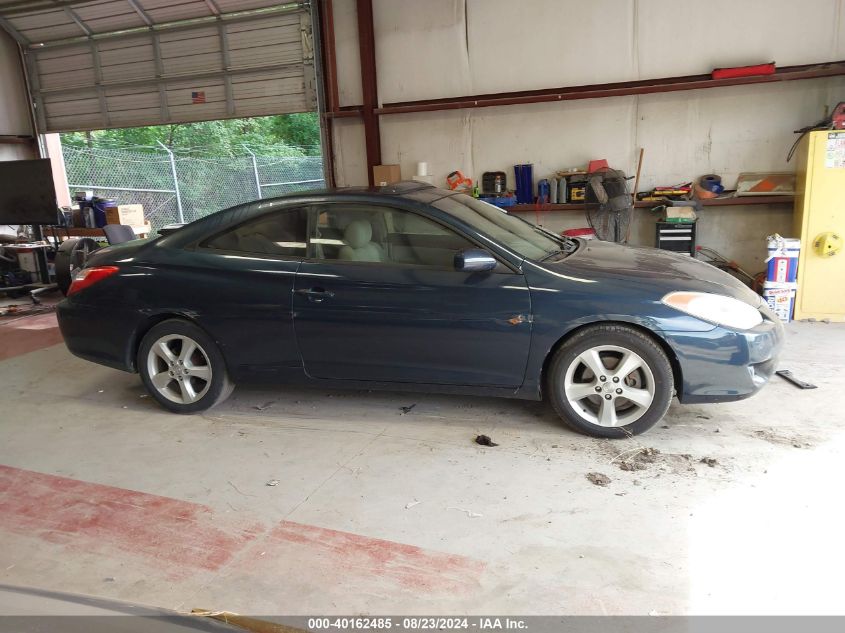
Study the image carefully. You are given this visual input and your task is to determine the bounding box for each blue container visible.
[537,179,550,203]
[514,164,534,204]
[91,198,114,229]
[480,194,516,208]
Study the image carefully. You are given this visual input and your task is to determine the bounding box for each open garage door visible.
[0,1,316,133]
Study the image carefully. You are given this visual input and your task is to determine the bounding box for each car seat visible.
[339,220,383,262]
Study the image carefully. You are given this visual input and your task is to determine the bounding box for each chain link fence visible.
[62,145,325,232]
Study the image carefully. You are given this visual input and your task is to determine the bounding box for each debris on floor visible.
[614,447,660,471]
[404,500,421,509]
[751,428,814,449]
[399,404,416,414]
[254,401,275,411]
[700,457,718,467]
[475,434,499,447]
[586,472,611,487]
[608,446,699,475]
[266,479,280,487]
[775,369,817,389]
[227,480,256,497]
[448,506,483,518]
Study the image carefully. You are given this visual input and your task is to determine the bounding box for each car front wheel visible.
[138,319,234,414]
[546,324,673,438]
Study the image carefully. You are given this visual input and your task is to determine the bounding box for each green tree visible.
[268,113,321,155]
[61,113,322,156]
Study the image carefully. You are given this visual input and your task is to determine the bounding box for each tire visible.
[546,324,673,438]
[138,319,234,414]
[55,237,99,295]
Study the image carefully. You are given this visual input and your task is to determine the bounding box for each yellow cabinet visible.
[793,130,845,321]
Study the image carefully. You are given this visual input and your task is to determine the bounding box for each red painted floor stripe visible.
[243,521,486,594]
[0,313,64,361]
[0,465,485,592]
[0,465,264,577]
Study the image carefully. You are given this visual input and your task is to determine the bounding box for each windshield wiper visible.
[538,238,578,262]
[539,248,562,262]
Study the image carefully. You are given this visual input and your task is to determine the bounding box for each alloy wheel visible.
[563,344,656,428]
[145,334,213,405]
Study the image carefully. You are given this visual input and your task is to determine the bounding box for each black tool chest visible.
[655,222,696,256]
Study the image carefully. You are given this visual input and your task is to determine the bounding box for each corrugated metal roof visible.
[0,1,316,132]
[0,1,292,45]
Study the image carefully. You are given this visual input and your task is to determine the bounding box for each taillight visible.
[67,266,119,296]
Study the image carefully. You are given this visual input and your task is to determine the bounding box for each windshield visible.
[432,194,567,261]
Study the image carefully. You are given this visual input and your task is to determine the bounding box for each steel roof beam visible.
[56,2,92,36]
[203,0,221,16]
[124,0,152,26]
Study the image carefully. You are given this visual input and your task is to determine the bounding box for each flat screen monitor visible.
[0,158,59,225]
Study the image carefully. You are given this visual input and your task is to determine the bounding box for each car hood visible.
[545,239,762,306]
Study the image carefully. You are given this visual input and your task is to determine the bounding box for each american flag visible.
[191,91,206,104]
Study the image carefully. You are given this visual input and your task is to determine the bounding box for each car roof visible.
[271,180,454,203]
[156,181,460,247]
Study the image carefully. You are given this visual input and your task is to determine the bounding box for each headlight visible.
[662,291,763,330]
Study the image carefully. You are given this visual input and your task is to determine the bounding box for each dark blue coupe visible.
[57,182,784,437]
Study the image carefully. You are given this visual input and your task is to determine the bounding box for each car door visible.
[185,204,308,378]
[292,202,532,387]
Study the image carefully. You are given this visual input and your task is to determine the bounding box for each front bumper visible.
[665,317,785,404]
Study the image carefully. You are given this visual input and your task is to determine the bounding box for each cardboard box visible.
[373,164,401,187]
[763,281,797,323]
[106,204,146,227]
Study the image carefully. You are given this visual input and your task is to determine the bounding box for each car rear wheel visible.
[546,324,673,438]
[138,319,234,414]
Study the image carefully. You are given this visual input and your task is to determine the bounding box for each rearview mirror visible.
[454,249,497,272]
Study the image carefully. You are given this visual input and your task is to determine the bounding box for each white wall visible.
[328,0,845,270]
[332,0,845,189]
[0,29,34,161]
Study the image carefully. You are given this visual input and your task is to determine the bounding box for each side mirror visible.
[454,248,497,272]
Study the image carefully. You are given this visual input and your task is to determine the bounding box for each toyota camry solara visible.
[57,181,784,438]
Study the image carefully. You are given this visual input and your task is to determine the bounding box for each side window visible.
[311,205,475,268]
[201,208,307,257]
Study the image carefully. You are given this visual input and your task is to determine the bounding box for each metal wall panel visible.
[0,1,315,132]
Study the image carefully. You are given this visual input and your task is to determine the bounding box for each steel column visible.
[355,0,381,186]
[244,146,263,199]
[314,0,337,187]
[157,141,184,223]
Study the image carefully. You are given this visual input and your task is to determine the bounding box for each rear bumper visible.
[666,318,785,404]
[56,300,139,372]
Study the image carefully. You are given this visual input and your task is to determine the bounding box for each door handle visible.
[296,287,334,302]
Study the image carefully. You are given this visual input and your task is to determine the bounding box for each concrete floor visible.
[0,311,843,616]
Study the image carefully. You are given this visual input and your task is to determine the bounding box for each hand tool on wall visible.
[446,170,473,192]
